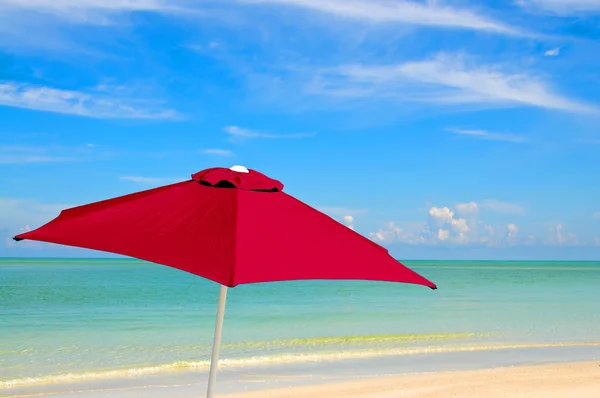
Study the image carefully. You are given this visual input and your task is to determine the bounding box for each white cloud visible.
[0,145,87,164]
[370,222,401,243]
[506,223,519,244]
[479,223,495,244]
[544,47,560,57]
[455,201,479,217]
[0,198,72,246]
[243,0,520,35]
[224,126,317,142]
[0,81,178,119]
[319,207,368,230]
[0,154,74,164]
[0,0,192,24]
[479,199,524,215]
[119,176,183,185]
[202,149,234,157]
[313,53,597,113]
[437,229,450,241]
[547,223,579,246]
[369,201,530,247]
[428,206,455,225]
[342,215,354,230]
[369,221,428,245]
[318,206,368,217]
[4,225,43,249]
[1,0,521,36]
[520,0,600,15]
[428,206,470,244]
[447,128,526,143]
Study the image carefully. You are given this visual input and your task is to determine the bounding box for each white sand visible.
[221,361,600,398]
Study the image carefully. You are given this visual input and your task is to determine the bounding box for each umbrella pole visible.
[207,284,228,398]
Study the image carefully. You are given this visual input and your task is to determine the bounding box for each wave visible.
[0,333,482,357]
[3,340,600,389]
[220,332,484,349]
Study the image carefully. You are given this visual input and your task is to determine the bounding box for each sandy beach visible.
[221,361,600,398]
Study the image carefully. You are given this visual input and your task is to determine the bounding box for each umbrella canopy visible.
[13,165,436,397]
[14,166,436,289]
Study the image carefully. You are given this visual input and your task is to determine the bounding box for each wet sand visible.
[221,361,600,398]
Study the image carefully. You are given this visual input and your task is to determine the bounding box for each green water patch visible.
[222,332,486,349]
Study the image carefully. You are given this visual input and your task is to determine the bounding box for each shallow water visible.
[1,259,599,389]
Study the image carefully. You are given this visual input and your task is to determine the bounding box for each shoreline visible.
[4,341,600,389]
[221,361,600,398]
[4,346,600,397]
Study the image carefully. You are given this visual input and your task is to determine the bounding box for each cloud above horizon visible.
[0,0,521,36]
[1,0,599,261]
[0,198,71,247]
[119,176,184,185]
[1,0,596,121]
[318,206,369,217]
[243,0,520,35]
[369,200,580,247]
[308,54,597,113]
[0,145,83,164]
[0,81,179,119]
[519,0,600,15]
[202,148,234,157]
[224,126,317,142]
[446,128,526,143]
[0,0,193,24]
[479,200,525,214]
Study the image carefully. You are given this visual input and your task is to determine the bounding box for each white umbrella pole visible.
[207,284,228,398]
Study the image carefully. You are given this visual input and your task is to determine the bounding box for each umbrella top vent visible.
[230,165,249,173]
[191,166,284,192]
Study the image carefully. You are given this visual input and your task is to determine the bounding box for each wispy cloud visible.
[202,148,234,157]
[311,53,597,113]
[454,200,525,216]
[0,144,91,164]
[0,154,75,164]
[578,139,600,144]
[317,206,368,217]
[0,81,179,119]
[242,0,520,35]
[593,211,600,219]
[544,47,560,57]
[520,0,600,15]
[446,128,526,143]
[224,126,317,142]
[0,197,77,250]
[479,199,525,215]
[546,223,580,246]
[0,0,193,24]
[0,197,71,231]
[119,176,184,185]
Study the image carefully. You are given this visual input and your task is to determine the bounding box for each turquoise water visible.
[1,259,600,389]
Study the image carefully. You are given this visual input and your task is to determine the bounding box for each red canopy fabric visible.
[14,167,436,289]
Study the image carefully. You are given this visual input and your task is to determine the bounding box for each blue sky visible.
[1,0,599,260]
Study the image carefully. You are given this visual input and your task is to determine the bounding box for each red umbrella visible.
[14,165,436,397]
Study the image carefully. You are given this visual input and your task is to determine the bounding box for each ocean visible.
[1,259,600,396]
